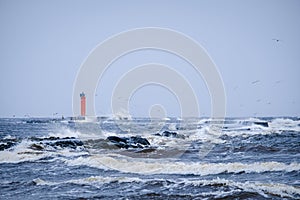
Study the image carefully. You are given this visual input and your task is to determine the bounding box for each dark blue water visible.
[0,117,299,199]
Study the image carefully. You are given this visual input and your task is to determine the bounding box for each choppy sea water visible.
[0,117,299,199]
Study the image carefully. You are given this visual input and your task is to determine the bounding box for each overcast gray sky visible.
[0,0,299,118]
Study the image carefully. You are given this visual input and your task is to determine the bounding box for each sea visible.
[0,117,299,199]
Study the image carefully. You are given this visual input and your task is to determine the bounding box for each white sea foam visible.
[3,135,17,140]
[48,127,81,138]
[0,140,47,163]
[33,175,300,198]
[188,127,225,144]
[168,123,177,131]
[0,139,88,164]
[141,126,224,149]
[221,124,274,137]
[179,177,300,198]
[66,154,300,176]
[33,176,143,186]
[270,118,300,132]
[221,129,271,137]
[198,118,210,125]
[57,117,298,142]
[49,127,103,140]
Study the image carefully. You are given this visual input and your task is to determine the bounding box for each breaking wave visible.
[66,154,300,176]
[32,176,300,199]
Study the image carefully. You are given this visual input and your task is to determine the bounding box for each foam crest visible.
[189,127,225,144]
[0,140,47,163]
[33,176,143,186]
[48,127,81,138]
[270,118,300,131]
[0,139,88,164]
[66,155,300,175]
[33,176,300,198]
[180,178,300,198]
[49,127,102,140]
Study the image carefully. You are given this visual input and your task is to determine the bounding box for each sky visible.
[0,0,299,118]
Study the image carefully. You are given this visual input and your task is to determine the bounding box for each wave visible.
[33,176,143,186]
[0,140,47,163]
[269,118,300,132]
[0,138,88,164]
[65,154,300,175]
[1,116,299,163]
[48,127,103,140]
[219,118,299,137]
[43,117,300,141]
[32,175,300,199]
[179,178,300,198]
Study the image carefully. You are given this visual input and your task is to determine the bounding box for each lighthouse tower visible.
[80,92,86,117]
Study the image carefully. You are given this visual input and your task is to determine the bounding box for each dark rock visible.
[30,143,44,150]
[49,139,84,149]
[0,142,15,151]
[1,137,84,151]
[0,138,19,151]
[107,136,127,144]
[155,130,185,139]
[30,137,84,150]
[135,148,157,153]
[26,119,50,124]
[129,136,150,146]
[30,136,76,142]
[253,121,269,127]
[107,136,150,149]
[162,130,178,137]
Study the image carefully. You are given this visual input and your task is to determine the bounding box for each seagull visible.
[272,38,281,42]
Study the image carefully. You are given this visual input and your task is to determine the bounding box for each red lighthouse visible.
[80,92,86,116]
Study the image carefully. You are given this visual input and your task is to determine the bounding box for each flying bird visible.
[272,38,281,42]
[251,80,260,84]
